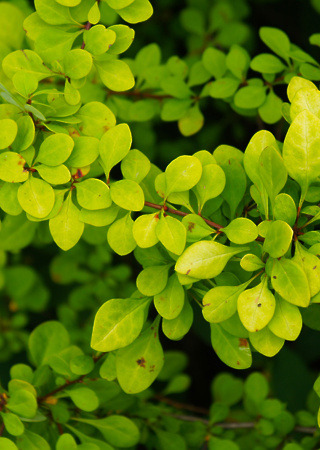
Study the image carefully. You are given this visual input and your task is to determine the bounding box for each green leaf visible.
[263,220,293,258]
[271,258,310,307]
[35,29,81,63]
[68,387,99,412]
[283,110,320,205]
[36,133,74,166]
[244,372,269,403]
[226,45,250,80]
[203,283,249,323]
[91,297,151,352]
[259,27,290,61]
[0,214,37,252]
[84,25,116,56]
[268,294,302,340]
[154,273,184,319]
[250,54,286,73]
[175,241,248,279]
[0,412,24,436]
[249,326,284,357]
[35,0,73,24]
[0,438,18,450]
[99,123,132,177]
[77,102,116,139]
[165,155,202,196]
[212,373,244,406]
[3,49,51,81]
[0,152,28,183]
[121,149,150,183]
[76,179,111,210]
[274,193,297,227]
[7,390,37,419]
[194,164,225,210]
[234,85,267,109]
[64,49,93,80]
[202,47,226,79]
[162,298,193,340]
[209,437,239,450]
[74,416,140,447]
[156,215,186,255]
[79,205,119,227]
[110,180,144,211]
[137,264,170,296]
[0,183,22,215]
[0,119,18,149]
[66,425,113,450]
[238,276,276,332]
[293,241,320,297]
[56,434,77,450]
[258,90,283,124]
[95,58,134,91]
[29,321,69,366]
[99,354,116,381]
[210,78,239,98]
[161,75,192,99]
[115,0,153,24]
[18,177,55,219]
[49,192,84,251]
[178,104,204,136]
[210,323,252,369]
[49,345,82,377]
[222,218,258,244]
[155,429,187,450]
[107,212,136,255]
[70,355,94,376]
[116,319,164,394]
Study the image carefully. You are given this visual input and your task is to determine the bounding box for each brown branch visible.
[154,394,209,415]
[107,90,173,101]
[81,22,92,49]
[38,352,106,403]
[144,201,223,230]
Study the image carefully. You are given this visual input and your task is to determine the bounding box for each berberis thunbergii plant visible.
[2,0,320,448]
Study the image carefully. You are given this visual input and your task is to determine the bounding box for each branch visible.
[144,201,223,230]
[38,352,106,404]
[107,89,173,101]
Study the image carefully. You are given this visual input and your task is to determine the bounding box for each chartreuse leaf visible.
[64,80,80,106]
[259,27,290,62]
[219,159,246,219]
[2,49,51,81]
[70,354,94,376]
[95,58,134,91]
[100,353,116,381]
[258,146,287,209]
[194,164,226,211]
[175,241,248,279]
[0,438,18,450]
[178,104,204,136]
[115,0,153,24]
[271,258,310,307]
[250,54,286,74]
[0,214,37,252]
[49,192,84,251]
[154,273,184,319]
[36,164,71,185]
[182,214,214,242]
[108,24,135,55]
[36,133,74,166]
[259,90,283,124]
[203,282,250,323]
[241,254,265,272]
[34,0,74,25]
[66,136,99,168]
[162,299,193,340]
[137,264,170,296]
[99,123,132,177]
[234,85,267,109]
[210,78,240,99]
[77,102,116,138]
[226,45,250,80]
[283,110,320,205]
[0,183,22,216]
[165,155,202,196]
[18,176,55,219]
[133,213,159,248]
[0,119,18,149]
[293,241,320,297]
[29,321,69,366]
[84,25,116,56]
[0,152,28,183]
[268,294,302,340]
[156,215,186,255]
[210,323,252,369]
[249,326,284,357]
[91,297,151,352]
[67,387,99,412]
[222,218,258,244]
[116,317,163,394]
[110,180,144,211]
[11,116,35,152]
[263,220,293,258]
[287,76,316,102]
[64,49,93,80]
[274,193,297,227]
[238,276,276,332]
[107,212,136,255]
[121,149,151,183]
[74,416,140,447]
[0,412,24,436]
[34,29,82,64]
[290,87,320,122]
[76,179,111,210]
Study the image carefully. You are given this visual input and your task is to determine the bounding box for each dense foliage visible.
[2,0,320,448]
